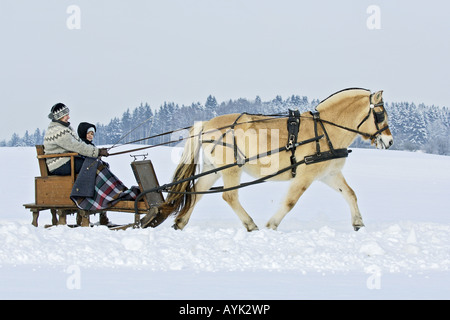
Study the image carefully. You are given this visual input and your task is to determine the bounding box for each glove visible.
[98,148,109,157]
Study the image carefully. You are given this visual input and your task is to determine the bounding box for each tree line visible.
[2,94,449,155]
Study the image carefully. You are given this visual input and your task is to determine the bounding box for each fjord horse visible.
[152,88,393,231]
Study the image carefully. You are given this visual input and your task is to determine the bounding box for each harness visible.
[286,109,301,177]
[313,103,389,142]
[304,96,389,164]
[202,110,323,175]
[304,110,351,165]
[134,101,390,216]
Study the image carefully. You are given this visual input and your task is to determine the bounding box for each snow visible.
[0,146,449,299]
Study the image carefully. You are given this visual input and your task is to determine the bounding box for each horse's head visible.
[357,90,394,149]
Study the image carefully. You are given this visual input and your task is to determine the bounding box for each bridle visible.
[356,95,389,139]
[315,95,390,142]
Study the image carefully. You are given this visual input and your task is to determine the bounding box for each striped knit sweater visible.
[43,121,99,172]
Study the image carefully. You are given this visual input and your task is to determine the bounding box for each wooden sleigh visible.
[23,145,164,230]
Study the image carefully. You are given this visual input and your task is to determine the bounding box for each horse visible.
[146,88,394,231]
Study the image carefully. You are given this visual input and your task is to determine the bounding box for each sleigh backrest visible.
[36,145,49,177]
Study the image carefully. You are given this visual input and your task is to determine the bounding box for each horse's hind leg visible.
[321,171,364,231]
[222,168,258,232]
[173,163,220,230]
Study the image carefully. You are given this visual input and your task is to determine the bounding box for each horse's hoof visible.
[245,223,259,232]
[265,220,278,231]
[172,223,185,230]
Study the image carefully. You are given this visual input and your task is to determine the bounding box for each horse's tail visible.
[157,121,204,222]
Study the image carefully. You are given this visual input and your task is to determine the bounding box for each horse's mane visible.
[315,88,370,112]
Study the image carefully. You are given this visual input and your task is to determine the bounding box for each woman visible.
[76,121,111,225]
[43,103,109,176]
[70,117,141,213]
[77,122,96,145]
[77,122,109,170]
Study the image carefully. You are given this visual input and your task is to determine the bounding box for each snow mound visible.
[1,221,448,275]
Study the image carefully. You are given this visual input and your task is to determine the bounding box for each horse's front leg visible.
[266,176,313,230]
[321,171,364,231]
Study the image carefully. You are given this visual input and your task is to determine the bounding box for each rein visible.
[108,104,388,157]
[107,113,287,156]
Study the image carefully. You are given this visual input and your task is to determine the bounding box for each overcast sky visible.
[0,0,449,140]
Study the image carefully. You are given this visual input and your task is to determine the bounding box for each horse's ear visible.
[372,90,384,103]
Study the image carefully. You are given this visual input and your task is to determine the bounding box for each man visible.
[43,103,109,175]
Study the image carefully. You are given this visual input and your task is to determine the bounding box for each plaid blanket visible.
[70,159,140,211]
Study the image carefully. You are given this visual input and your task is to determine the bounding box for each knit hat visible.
[48,103,70,120]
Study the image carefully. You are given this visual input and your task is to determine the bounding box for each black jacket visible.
[77,122,97,145]
[70,157,98,198]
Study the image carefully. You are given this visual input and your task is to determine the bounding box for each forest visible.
[2,94,449,155]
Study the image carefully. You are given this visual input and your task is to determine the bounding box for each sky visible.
[0,0,449,140]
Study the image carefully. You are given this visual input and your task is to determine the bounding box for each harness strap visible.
[286,109,301,177]
[136,147,350,200]
[304,148,351,165]
[310,110,337,155]
[321,117,389,140]
[318,116,337,154]
[310,111,321,154]
[230,113,247,166]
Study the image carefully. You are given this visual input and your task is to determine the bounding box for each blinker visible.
[374,110,385,123]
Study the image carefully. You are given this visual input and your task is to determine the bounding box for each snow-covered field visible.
[0,146,449,299]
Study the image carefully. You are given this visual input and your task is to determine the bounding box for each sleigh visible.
[23,145,164,229]
[24,89,392,232]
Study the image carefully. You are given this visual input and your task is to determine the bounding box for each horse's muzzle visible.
[376,135,394,149]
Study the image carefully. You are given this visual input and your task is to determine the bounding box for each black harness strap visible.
[304,148,351,165]
[286,109,301,177]
[310,111,321,154]
[305,110,352,165]
[311,110,336,154]
[204,113,247,166]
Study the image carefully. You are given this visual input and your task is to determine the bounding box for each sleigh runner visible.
[24,88,393,231]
